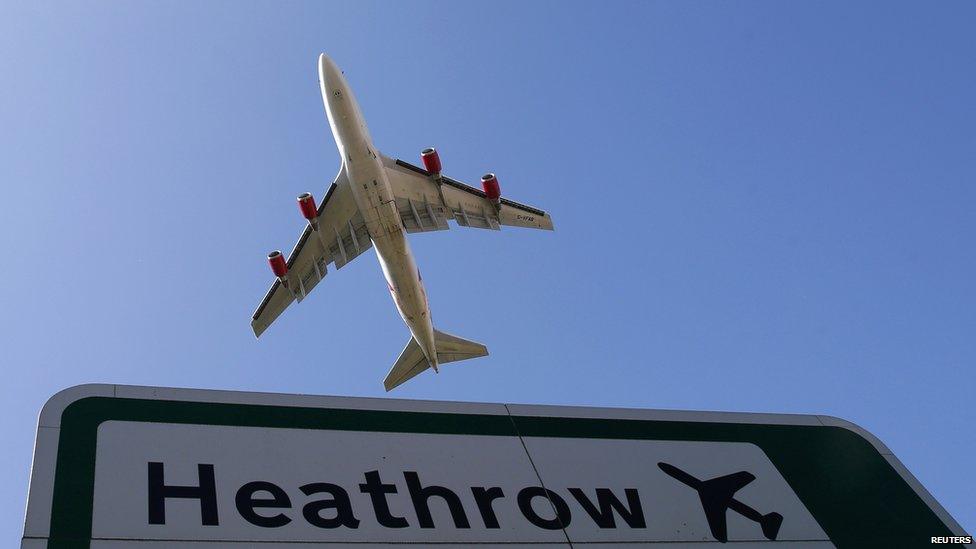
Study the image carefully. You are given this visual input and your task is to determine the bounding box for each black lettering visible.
[568,488,645,528]
[235,481,292,528]
[147,462,218,526]
[517,486,571,530]
[359,470,408,528]
[403,471,470,529]
[300,483,360,529]
[471,487,505,528]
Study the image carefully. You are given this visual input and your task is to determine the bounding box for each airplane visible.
[251,54,553,390]
[657,462,783,543]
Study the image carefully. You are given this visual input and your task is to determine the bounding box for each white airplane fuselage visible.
[317,55,438,369]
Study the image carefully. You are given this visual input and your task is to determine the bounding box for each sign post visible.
[23,384,968,547]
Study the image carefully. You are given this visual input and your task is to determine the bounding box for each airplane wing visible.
[251,167,371,337]
[699,471,756,543]
[381,155,554,233]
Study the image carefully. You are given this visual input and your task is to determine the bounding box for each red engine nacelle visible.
[481,173,501,202]
[421,147,441,175]
[268,250,288,278]
[297,192,318,220]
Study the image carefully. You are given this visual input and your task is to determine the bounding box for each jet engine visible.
[421,147,441,175]
[297,192,318,220]
[481,173,501,204]
[267,250,288,278]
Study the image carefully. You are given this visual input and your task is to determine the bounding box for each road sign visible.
[23,384,967,547]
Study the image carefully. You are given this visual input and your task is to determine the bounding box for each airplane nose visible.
[318,53,338,85]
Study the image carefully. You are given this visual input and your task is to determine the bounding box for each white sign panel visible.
[90,422,824,544]
[22,384,969,548]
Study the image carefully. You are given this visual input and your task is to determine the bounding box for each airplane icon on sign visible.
[658,462,783,543]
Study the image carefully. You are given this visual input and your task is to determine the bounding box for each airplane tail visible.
[384,329,488,391]
[760,512,783,540]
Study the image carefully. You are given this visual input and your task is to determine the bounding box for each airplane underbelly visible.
[373,227,432,342]
[345,144,433,351]
[375,233,421,311]
[346,151,401,238]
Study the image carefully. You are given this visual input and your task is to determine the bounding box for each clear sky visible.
[2,0,974,541]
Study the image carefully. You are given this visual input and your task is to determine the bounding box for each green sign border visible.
[45,396,952,548]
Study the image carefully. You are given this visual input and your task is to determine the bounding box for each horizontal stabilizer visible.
[384,337,428,392]
[432,329,489,364]
[383,329,488,391]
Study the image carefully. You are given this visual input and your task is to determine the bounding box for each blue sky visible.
[2,0,974,541]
